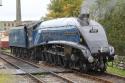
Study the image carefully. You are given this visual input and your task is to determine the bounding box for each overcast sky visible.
[0,0,50,21]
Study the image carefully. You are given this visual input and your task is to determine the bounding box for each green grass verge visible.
[0,73,14,83]
[1,48,11,53]
[107,66,125,77]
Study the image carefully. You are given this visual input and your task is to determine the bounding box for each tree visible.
[45,0,83,19]
[90,0,116,20]
[91,0,125,56]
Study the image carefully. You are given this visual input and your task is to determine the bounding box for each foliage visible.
[91,0,125,56]
[100,0,125,56]
[90,0,116,20]
[46,0,83,19]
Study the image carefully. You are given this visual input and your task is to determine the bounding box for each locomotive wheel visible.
[50,54,54,64]
[41,52,44,61]
[21,49,24,58]
[28,50,31,60]
[69,61,76,69]
[13,48,15,56]
[57,55,61,65]
[60,56,64,66]
[20,49,22,58]
[100,62,107,73]
[45,52,49,63]
[57,55,63,66]
[26,49,29,58]
[48,53,52,63]
[11,48,13,54]
[33,52,36,60]
[31,51,35,60]
[35,52,39,61]
[100,68,106,73]
[53,55,57,65]
[44,52,47,61]
[16,48,18,56]
[50,54,54,63]
[62,57,69,68]
[80,61,88,73]
[43,52,46,61]
[14,49,16,56]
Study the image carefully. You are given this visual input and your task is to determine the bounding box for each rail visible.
[0,52,75,83]
[1,51,115,83]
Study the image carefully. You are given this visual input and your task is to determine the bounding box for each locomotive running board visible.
[37,41,88,51]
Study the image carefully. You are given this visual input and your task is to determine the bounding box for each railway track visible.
[0,53,73,83]
[93,72,125,83]
[0,54,44,83]
[1,51,125,83]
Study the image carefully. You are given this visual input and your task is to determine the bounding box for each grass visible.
[1,48,11,53]
[107,65,125,77]
[0,73,14,83]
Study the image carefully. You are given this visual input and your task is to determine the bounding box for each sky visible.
[0,0,50,21]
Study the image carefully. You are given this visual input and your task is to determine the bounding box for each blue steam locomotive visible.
[9,14,115,72]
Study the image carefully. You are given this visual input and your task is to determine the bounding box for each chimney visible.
[16,0,21,22]
[78,14,90,26]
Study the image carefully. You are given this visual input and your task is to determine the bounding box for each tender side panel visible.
[9,27,27,48]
